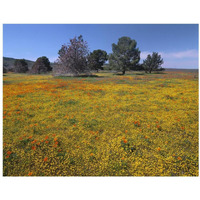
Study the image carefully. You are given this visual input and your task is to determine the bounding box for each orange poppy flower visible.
[58,149,62,152]
[52,134,56,137]
[6,155,9,159]
[19,137,23,140]
[45,140,49,144]
[54,138,58,142]
[28,172,33,176]
[45,136,48,140]
[123,139,128,144]
[90,153,94,156]
[157,147,161,151]
[28,136,33,139]
[177,157,182,161]
[145,136,148,139]
[31,146,36,150]
[125,130,128,133]
[7,151,12,155]
[181,127,185,130]
[121,157,125,160]
[37,142,40,146]
[44,157,48,162]
[54,141,58,145]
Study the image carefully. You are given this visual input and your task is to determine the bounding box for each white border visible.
[0,1,199,200]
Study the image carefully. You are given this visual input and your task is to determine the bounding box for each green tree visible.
[88,49,108,72]
[143,52,164,73]
[31,56,52,74]
[109,36,140,75]
[14,59,28,73]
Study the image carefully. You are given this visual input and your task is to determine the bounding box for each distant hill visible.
[3,57,55,72]
[3,57,35,71]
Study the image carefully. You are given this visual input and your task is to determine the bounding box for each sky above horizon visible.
[3,24,199,69]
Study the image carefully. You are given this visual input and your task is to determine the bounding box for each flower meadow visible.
[3,71,198,176]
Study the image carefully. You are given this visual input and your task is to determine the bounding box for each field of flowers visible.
[3,71,198,176]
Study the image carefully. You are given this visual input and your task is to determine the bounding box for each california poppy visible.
[31,146,36,150]
[177,157,182,161]
[123,139,128,144]
[28,172,33,176]
[44,157,48,162]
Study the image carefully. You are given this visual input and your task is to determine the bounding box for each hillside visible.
[3,57,55,71]
[3,57,35,71]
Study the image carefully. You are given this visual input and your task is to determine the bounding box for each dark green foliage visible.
[88,49,108,72]
[14,59,29,73]
[109,36,140,75]
[143,52,164,73]
[31,56,52,74]
[133,63,145,71]
[3,66,7,73]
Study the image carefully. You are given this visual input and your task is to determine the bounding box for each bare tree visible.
[54,35,90,76]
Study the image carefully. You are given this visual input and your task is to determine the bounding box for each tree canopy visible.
[109,36,140,75]
[88,49,108,72]
[143,52,164,73]
[14,59,29,73]
[31,56,52,74]
[54,35,90,76]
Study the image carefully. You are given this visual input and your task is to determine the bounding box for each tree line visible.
[4,35,164,75]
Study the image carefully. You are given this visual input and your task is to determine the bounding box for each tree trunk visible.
[122,69,125,75]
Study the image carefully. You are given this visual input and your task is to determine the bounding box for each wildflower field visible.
[3,70,198,176]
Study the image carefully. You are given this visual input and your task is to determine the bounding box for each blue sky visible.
[3,24,198,68]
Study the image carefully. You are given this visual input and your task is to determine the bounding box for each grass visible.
[3,70,198,176]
